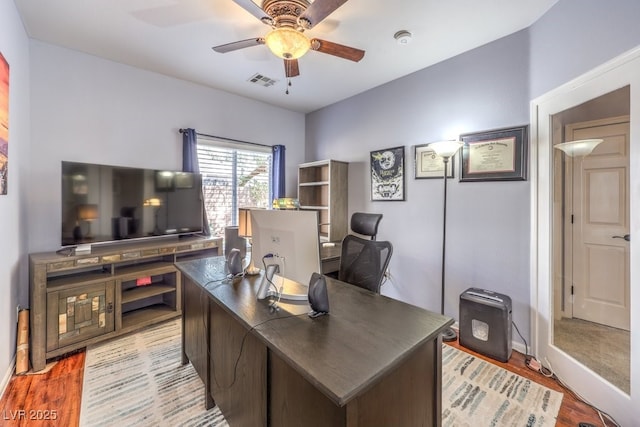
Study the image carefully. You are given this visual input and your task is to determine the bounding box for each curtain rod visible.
[179,129,273,149]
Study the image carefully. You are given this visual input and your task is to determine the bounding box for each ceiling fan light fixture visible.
[265,27,311,59]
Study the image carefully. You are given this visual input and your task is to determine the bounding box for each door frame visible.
[530,46,640,425]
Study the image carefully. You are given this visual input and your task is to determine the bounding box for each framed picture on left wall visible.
[0,52,9,195]
[370,146,405,201]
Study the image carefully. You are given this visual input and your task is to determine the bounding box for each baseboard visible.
[0,355,16,400]
[511,340,527,356]
[450,322,529,358]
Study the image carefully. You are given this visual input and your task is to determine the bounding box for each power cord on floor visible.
[511,320,621,427]
[381,268,394,288]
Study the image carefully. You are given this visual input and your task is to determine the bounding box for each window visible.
[196,136,272,237]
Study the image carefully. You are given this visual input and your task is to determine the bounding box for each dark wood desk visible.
[177,256,453,427]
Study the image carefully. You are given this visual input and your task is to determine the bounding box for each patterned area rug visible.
[442,345,563,426]
[81,319,562,426]
[79,319,227,427]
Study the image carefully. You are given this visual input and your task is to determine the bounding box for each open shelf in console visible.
[122,284,175,304]
[118,266,178,330]
[121,304,177,330]
[46,267,112,290]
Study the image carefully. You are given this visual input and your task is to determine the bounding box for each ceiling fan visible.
[212,0,365,87]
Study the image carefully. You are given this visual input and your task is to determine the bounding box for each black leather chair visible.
[338,213,392,293]
[350,212,383,240]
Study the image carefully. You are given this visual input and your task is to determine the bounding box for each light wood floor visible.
[0,339,613,426]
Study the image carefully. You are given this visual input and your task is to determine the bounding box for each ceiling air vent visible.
[248,73,278,88]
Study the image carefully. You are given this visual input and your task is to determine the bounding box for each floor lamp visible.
[554,139,602,157]
[553,138,603,312]
[429,140,464,342]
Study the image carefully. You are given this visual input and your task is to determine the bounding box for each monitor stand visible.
[262,289,307,301]
[257,265,307,301]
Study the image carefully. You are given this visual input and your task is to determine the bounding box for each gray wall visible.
[306,31,531,345]
[306,0,640,347]
[530,0,640,99]
[0,0,30,390]
[27,40,306,258]
[5,0,640,384]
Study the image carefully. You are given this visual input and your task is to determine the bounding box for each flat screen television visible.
[61,161,203,248]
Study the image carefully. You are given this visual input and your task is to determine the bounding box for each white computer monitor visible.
[249,209,321,295]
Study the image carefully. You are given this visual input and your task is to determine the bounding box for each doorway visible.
[552,108,630,394]
[564,116,630,331]
[531,48,640,426]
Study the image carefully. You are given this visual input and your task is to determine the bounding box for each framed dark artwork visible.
[0,52,9,195]
[371,146,405,201]
[459,125,528,182]
[414,144,454,179]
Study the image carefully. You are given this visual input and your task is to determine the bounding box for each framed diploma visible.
[460,125,528,182]
[414,144,455,179]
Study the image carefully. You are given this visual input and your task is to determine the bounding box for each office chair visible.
[338,234,393,294]
[350,212,383,240]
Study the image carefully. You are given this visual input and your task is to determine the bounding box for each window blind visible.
[196,139,272,237]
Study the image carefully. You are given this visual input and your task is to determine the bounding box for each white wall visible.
[0,0,30,394]
[28,40,306,257]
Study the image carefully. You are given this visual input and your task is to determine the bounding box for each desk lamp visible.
[77,204,98,239]
[429,140,464,342]
[143,197,163,235]
[238,208,260,275]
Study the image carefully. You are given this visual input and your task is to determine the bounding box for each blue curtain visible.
[182,128,199,173]
[182,128,210,235]
[271,145,286,203]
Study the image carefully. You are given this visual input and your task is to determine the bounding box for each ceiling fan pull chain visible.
[286,78,292,95]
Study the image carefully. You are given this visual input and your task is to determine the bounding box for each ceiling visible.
[14,0,558,114]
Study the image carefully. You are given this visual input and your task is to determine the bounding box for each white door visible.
[532,47,640,426]
[566,117,630,330]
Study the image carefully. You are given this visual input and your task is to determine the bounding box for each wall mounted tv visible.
[61,161,204,248]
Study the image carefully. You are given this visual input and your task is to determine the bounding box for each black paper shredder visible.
[459,287,512,362]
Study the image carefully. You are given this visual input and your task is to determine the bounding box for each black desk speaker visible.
[226,248,243,276]
[308,273,329,318]
[459,288,512,362]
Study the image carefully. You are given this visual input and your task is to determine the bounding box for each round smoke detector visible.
[394,30,412,45]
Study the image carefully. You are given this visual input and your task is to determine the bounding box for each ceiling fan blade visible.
[310,39,365,62]
[232,0,272,24]
[299,0,348,29]
[212,38,265,53]
[284,59,300,78]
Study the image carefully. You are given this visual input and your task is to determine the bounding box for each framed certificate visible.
[460,125,528,182]
[414,144,455,179]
